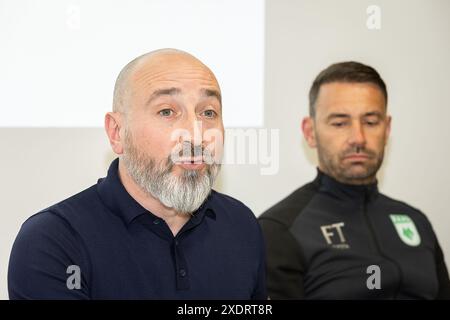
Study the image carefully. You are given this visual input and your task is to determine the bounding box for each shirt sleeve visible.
[259,218,306,299]
[8,211,90,299]
[251,223,268,300]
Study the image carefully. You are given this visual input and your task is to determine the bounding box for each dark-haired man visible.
[259,61,450,299]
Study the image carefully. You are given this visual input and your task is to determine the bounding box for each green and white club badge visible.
[389,214,421,246]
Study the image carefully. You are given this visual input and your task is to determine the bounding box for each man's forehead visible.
[132,68,222,107]
[316,82,386,116]
[132,52,218,83]
[144,86,222,107]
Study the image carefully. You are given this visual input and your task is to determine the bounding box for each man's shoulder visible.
[209,190,258,223]
[378,192,432,225]
[18,208,74,241]
[210,189,251,209]
[10,192,95,300]
[259,180,319,228]
[25,183,103,232]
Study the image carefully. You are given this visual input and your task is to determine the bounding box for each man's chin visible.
[340,165,376,183]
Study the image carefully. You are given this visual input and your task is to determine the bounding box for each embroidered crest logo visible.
[389,214,421,246]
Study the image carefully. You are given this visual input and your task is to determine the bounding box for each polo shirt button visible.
[174,240,179,246]
[153,219,160,225]
[179,269,186,277]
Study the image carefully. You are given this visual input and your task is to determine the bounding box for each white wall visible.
[1,0,449,299]
[0,0,264,127]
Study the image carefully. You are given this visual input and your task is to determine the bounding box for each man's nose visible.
[180,141,203,158]
[181,114,204,147]
[348,122,366,147]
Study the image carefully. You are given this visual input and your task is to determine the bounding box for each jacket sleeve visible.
[8,211,90,299]
[435,241,450,299]
[259,218,306,299]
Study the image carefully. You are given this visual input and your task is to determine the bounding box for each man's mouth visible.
[175,157,206,170]
[343,153,370,161]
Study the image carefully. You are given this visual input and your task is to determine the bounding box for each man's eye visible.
[331,122,346,127]
[159,109,174,117]
[202,110,217,118]
[365,120,379,126]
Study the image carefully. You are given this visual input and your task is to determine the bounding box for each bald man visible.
[8,49,267,299]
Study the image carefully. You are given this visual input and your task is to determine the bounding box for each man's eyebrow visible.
[146,87,181,105]
[201,88,222,104]
[363,111,383,118]
[326,113,351,121]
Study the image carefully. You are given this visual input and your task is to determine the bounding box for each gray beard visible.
[125,156,219,214]
[121,134,220,214]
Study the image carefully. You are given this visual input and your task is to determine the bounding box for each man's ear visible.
[385,115,392,141]
[302,116,317,148]
[105,112,124,155]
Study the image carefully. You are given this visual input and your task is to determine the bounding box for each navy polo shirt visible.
[8,158,266,299]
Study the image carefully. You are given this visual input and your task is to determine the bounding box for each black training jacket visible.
[259,170,450,299]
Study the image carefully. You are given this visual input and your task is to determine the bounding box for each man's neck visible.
[318,165,377,186]
[117,160,190,236]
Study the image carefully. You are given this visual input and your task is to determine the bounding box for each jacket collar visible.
[314,168,379,203]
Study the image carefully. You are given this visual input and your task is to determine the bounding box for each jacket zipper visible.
[362,192,402,299]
